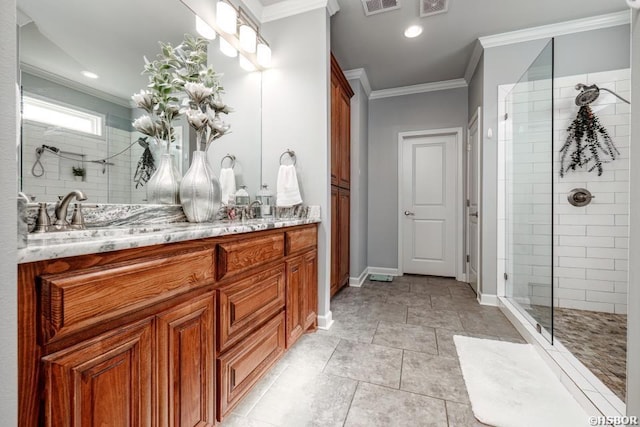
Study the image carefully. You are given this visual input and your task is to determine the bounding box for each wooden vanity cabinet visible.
[19,224,319,426]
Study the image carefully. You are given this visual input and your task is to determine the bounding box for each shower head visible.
[574,83,631,107]
[574,84,600,106]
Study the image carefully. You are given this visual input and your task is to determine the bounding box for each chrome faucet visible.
[240,200,262,220]
[53,190,88,230]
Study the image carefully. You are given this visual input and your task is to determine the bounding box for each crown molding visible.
[344,68,371,97]
[369,78,467,100]
[238,0,264,23]
[479,10,630,49]
[261,0,339,23]
[464,40,484,84]
[20,63,132,108]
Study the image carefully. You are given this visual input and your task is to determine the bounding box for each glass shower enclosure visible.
[504,40,554,342]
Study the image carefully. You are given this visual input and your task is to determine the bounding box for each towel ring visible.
[279,149,297,166]
[221,154,236,169]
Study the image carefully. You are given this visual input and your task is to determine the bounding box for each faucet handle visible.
[33,202,51,233]
[70,203,86,230]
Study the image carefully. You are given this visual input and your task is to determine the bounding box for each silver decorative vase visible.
[147,153,181,204]
[179,151,221,222]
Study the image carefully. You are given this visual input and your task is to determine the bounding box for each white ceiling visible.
[331,0,628,90]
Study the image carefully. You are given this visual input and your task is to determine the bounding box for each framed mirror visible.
[17,0,262,204]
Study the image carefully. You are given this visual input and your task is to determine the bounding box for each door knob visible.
[404,211,415,216]
[469,212,478,218]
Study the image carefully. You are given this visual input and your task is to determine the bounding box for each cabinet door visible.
[286,255,305,348]
[339,189,351,290]
[330,186,340,297]
[157,293,215,427]
[43,320,153,427]
[331,76,340,187]
[338,90,351,189]
[303,250,318,331]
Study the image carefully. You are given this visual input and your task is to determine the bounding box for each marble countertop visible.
[18,218,320,264]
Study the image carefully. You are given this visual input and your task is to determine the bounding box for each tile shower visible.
[498,39,629,408]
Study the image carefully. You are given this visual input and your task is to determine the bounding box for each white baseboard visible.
[368,266,400,276]
[349,268,368,287]
[457,273,468,283]
[478,293,499,306]
[317,311,333,330]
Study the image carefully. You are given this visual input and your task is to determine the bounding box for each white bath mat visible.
[453,335,590,427]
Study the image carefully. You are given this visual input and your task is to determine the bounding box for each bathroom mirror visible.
[17,0,262,204]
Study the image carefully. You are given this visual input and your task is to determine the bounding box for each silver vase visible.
[179,151,221,222]
[147,153,181,204]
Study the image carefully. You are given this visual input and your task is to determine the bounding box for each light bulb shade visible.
[216,1,237,34]
[219,38,237,58]
[195,16,217,40]
[239,55,256,72]
[239,25,257,53]
[256,43,271,68]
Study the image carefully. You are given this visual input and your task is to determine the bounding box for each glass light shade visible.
[219,38,237,58]
[216,1,237,34]
[256,43,271,68]
[239,25,257,53]
[239,55,256,72]
[195,16,216,40]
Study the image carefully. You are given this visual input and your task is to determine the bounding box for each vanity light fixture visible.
[404,25,423,38]
[239,54,257,72]
[256,42,272,68]
[81,71,99,79]
[239,24,257,53]
[219,38,238,58]
[195,16,217,40]
[216,0,237,34]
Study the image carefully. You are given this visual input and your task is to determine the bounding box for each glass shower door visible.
[504,39,554,342]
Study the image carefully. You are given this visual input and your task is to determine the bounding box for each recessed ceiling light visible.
[81,71,99,79]
[404,25,423,38]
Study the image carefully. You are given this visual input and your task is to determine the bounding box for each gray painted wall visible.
[627,8,639,417]
[21,72,133,130]
[261,8,332,321]
[347,78,369,280]
[367,87,468,270]
[0,5,18,424]
[468,53,484,115]
[480,25,631,296]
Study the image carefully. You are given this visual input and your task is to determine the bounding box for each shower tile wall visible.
[501,68,630,315]
[22,121,133,204]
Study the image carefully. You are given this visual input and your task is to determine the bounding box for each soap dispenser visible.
[256,184,273,217]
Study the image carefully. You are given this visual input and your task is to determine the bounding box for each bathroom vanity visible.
[18,220,319,426]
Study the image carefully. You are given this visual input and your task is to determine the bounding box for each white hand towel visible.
[219,167,236,205]
[276,164,302,207]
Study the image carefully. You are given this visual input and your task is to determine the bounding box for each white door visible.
[401,132,458,277]
[467,109,481,293]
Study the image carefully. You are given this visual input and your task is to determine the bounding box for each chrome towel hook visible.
[279,149,296,166]
[221,154,236,169]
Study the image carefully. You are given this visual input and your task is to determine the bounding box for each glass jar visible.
[256,184,273,217]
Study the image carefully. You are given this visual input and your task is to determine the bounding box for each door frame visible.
[466,108,482,296]
[397,127,465,281]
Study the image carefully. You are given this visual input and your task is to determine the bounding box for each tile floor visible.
[221,275,527,427]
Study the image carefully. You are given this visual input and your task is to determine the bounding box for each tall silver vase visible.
[179,151,221,222]
[147,153,181,204]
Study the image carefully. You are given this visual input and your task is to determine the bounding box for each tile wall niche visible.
[499,68,630,314]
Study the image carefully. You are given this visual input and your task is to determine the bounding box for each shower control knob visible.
[568,188,594,207]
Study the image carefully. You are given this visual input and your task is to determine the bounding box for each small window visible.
[22,95,104,137]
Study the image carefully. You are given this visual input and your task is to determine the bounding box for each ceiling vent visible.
[361,0,401,16]
[420,0,448,17]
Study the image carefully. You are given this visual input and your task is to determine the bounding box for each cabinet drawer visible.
[217,312,285,421]
[40,248,215,343]
[217,234,284,280]
[218,265,285,353]
[285,226,317,255]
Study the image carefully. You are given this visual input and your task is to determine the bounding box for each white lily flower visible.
[133,115,158,137]
[184,82,214,104]
[131,90,154,112]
